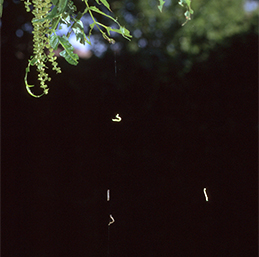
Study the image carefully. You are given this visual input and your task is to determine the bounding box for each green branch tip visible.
[158,0,165,12]
[24,60,47,98]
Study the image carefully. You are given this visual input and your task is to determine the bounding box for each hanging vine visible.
[24,0,62,97]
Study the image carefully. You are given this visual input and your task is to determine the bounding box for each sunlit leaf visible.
[107,26,132,41]
[178,0,194,25]
[58,0,68,13]
[87,6,132,41]
[95,0,111,11]
[158,0,165,12]
[88,6,117,23]
[49,34,59,50]
[46,6,58,19]
[58,35,79,65]
[60,14,70,25]
[184,10,191,20]
[72,20,90,45]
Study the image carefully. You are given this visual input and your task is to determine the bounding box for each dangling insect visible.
[112,113,122,122]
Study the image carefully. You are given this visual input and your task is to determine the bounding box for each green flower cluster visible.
[24,0,61,96]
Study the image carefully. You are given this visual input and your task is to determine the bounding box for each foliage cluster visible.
[1,0,194,97]
[21,0,133,97]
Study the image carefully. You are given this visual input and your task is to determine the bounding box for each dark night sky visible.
[2,2,258,256]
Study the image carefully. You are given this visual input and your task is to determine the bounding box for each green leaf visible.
[107,26,132,41]
[60,14,70,25]
[86,5,132,43]
[58,0,68,13]
[178,0,194,25]
[178,0,193,11]
[184,10,190,20]
[59,49,78,65]
[46,6,58,19]
[178,0,192,7]
[72,20,84,33]
[178,0,183,7]
[66,0,77,14]
[76,12,84,21]
[51,0,58,5]
[95,0,111,11]
[72,20,90,45]
[88,6,117,24]
[0,0,3,18]
[119,26,132,40]
[49,34,59,50]
[158,0,165,12]
[58,35,79,65]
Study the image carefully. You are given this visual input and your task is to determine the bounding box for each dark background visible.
[2,0,258,256]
